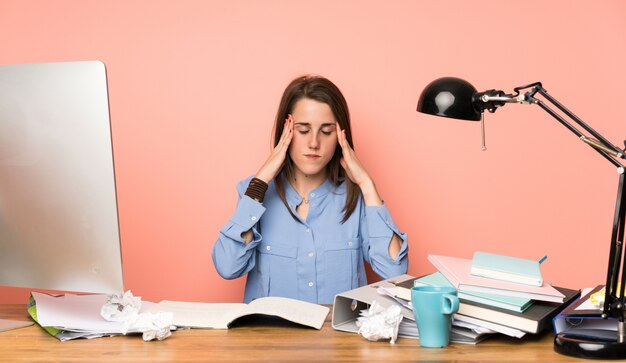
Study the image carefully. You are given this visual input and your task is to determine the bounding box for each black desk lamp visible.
[417,77,626,359]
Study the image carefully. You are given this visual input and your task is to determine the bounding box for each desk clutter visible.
[27,291,329,342]
[332,252,580,345]
[28,291,173,341]
[22,251,581,347]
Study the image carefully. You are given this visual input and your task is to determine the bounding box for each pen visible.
[538,255,548,265]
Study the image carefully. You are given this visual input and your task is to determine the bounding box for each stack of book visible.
[333,275,500,345]
[395,253,580,341]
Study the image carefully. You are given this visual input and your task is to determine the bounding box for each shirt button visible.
[348,241,353,247]
[305,228,311,233]
[386,219,391,225]
[251,216,257,221]
[266,246,271,251]
[308,282,314,287]
[308,252,314,257]
[310,193,315,198]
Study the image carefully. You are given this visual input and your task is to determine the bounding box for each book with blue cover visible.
[471,251,544,287]
[414,272,533,313]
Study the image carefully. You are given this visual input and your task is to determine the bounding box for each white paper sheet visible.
[32,292,156,333]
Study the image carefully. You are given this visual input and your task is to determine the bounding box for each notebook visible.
[471,251,543,286]
[413,272,533,313]
[428,254,565,303]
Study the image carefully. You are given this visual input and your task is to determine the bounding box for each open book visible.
[148,296,330,330]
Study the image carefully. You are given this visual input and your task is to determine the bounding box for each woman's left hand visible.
[337,123,400,258]
[336,122,382,206]
[336,122,369,186]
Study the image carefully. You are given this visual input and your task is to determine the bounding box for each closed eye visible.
[295,124,311,134]
[321,127,335,136]
[294,125,334,136]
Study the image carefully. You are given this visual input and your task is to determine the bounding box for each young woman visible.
[212,75,408,304]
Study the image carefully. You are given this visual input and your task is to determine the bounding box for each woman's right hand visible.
[254,115,294,183]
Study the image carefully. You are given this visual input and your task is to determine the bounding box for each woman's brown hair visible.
[273,75,358,223]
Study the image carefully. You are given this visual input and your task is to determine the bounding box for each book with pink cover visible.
[428,254,565,303]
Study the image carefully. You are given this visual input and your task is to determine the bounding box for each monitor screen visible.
[0,61,124,294]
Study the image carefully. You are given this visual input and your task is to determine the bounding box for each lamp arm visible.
[533,98,624,168]
[524,84,626,355]
[479,83,626,323]
[604,172,626,323]
[474,90,521,113]
[515,85,625,168]
[476,85,625,165]
[535,87,625,160]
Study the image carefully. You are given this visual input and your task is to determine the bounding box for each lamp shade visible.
[417,77,481,121]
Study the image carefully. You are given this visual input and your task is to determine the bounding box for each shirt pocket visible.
[257,241,298,298]
[322,237,361,293]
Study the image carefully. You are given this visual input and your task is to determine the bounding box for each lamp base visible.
[554,332,626,359]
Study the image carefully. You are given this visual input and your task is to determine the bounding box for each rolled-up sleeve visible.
[212,179,266,279]
[361,204,408,278]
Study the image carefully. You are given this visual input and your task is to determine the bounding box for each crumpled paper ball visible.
[122,311,174,341]
[356,300,403,344]
[100,290,142,322]
[100,290,173,341]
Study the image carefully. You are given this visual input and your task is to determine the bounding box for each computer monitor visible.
[0,61,124,301]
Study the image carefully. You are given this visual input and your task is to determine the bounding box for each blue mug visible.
[411,286,459,347]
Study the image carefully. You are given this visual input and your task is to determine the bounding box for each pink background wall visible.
[1,0,625,304]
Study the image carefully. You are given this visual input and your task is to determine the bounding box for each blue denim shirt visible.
[212,176,409,304]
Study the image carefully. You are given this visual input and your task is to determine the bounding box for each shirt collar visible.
[284,176,334,206]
